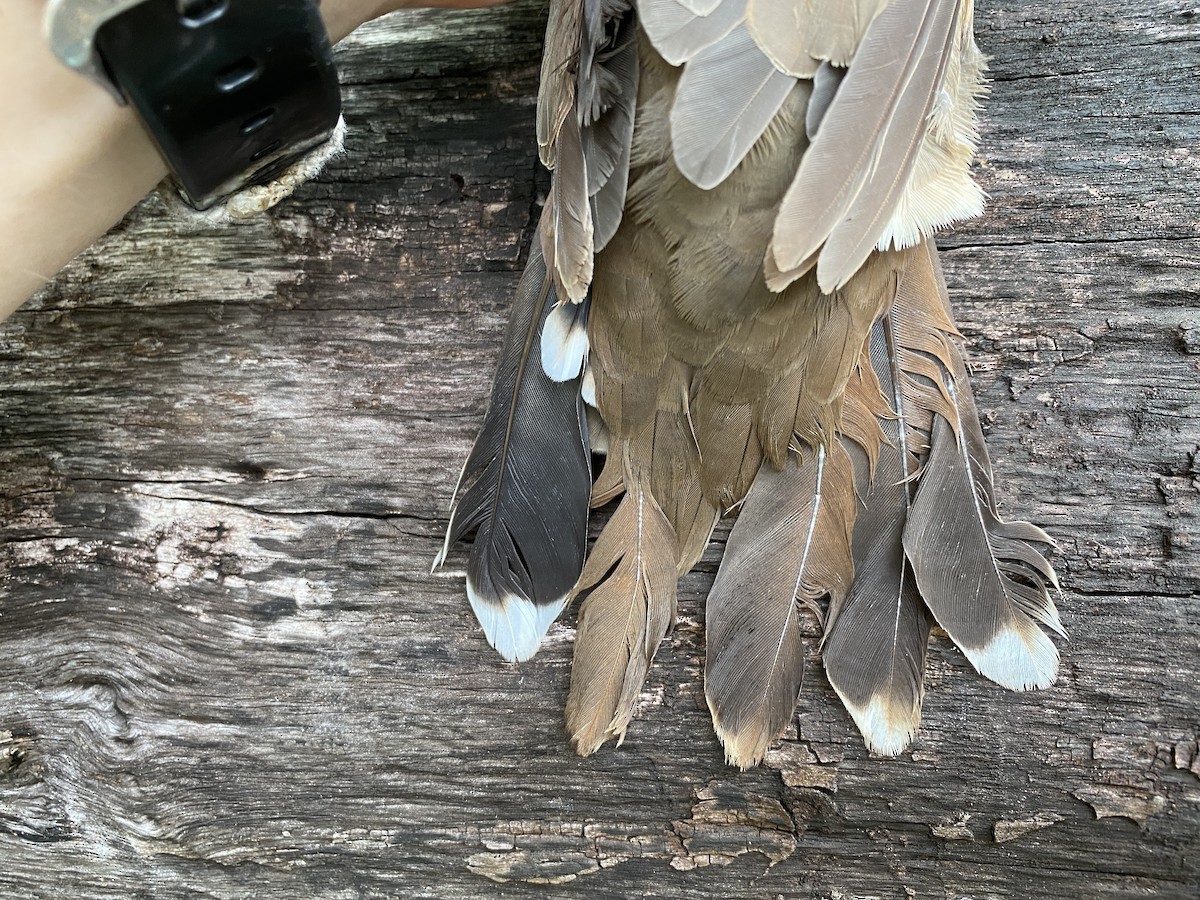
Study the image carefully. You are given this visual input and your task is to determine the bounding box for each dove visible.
[440,0,1063,766]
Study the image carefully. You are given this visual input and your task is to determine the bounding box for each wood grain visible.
[2,2,1197,897]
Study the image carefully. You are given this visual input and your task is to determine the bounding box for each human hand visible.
[0,0,515,320]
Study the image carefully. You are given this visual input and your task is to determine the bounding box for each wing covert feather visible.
[670,24,797,190]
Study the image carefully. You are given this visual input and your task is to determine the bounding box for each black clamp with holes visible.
[49,0,341,210]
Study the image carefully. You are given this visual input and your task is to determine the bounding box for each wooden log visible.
[1,2,1197,897]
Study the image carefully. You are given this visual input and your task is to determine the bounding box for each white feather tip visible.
[840,694,921,758]
[466,582,566,663]
[966,622,1060,692]
[541,303,589,382]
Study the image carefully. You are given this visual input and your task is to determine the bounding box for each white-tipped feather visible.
[581,365,597,407]
[541,302,590,382]
[467,584,568,663]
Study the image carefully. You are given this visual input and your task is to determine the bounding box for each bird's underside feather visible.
[448,0,1061,763]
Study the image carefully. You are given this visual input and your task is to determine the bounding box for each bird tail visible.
[707,241,1063,765]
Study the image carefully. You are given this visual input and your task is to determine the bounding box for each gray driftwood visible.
[2,2,1198,897]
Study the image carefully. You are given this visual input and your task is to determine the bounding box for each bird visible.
[438,0,1064,767]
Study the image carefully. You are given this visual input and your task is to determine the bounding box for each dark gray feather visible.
[805,61,846,139]
[443,239,592,662]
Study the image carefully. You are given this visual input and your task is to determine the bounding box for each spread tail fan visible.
[706,443,856,768]
[440,239,592,662]
[447,0,1062,762]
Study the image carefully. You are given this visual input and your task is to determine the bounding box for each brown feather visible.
[689,398,765,511]
[566,481,680,755]
[706,442,856,768]
[591,448,626,509]
[537,0,583,167]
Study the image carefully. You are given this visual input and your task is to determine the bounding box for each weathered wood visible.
[1,2,1197,897]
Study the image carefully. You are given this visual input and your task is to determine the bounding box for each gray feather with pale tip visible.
[822,320,931,758]
[442,239,592,662]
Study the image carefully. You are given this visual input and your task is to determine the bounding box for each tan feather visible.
[630,397,719,573]
[837,356,891,471]
[690,398,765,511]
[537,0,583,167]
[566,482,680,755]
[747,0,889,71]
[547,112,595,302]
[591,448,626,508]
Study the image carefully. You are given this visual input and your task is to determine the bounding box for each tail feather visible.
[442,239,592,662]
[566,480,679,754]
[822,321,931,757]
[706,442,856,768]
[896,242,1063,690]
[905,411,1063,690]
